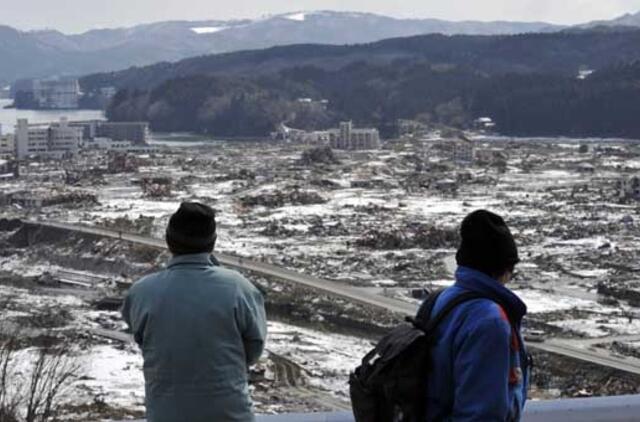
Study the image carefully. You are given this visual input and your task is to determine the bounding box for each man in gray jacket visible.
[122,202,267,422]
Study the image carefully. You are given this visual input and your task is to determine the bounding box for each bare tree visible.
[0,308,82,422]
[24,340,82,422]
[0,332,22,422]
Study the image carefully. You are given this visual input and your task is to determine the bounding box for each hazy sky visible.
[3,0,640,33]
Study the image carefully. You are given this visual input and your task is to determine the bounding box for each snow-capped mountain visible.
[0,11,564,83]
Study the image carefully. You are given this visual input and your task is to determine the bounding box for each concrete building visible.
[14,78,80,109]
[85,137,159,154]
[329,121,380,150]
[15,118,83,160]
[70,120,149,145]
[0,133,15,159]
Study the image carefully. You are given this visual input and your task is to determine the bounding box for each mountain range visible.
[2,9,640,84]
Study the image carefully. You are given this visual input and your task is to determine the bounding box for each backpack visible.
[349,290,489,422]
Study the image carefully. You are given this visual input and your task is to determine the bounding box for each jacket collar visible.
[454,266,527,323]
[167,253,220,268]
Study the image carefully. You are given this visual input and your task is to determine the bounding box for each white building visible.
[32,78,80,109]
[329,121,380,150]
[15,118,83,160]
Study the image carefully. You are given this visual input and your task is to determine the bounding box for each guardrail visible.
[119,395,640,421]
[259,394,640,421]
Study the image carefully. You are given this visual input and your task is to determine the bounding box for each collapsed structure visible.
[272,121,381,150]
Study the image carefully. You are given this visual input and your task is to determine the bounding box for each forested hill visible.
[89,30,640,139]
[81,30,640,91]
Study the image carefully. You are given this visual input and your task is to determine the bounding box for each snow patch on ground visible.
[266,321,372,398]
[74,345,145,409]
[549,317,640,338]
[513,289,600,314]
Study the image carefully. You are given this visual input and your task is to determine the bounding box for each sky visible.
[1,0,640,33]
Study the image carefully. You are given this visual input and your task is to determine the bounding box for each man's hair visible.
[166,202,217,255]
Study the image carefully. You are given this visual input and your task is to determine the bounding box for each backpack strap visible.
[411,290,487,333]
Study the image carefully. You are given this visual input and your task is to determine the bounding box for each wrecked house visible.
[436,135,475,164]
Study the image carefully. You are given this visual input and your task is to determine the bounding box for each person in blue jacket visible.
[122,202,267,422]
[424,210,529,421]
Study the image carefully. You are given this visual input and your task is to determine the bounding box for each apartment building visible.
[15,118,83,159]
[329,121,380,150]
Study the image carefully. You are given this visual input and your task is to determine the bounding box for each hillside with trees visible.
[91,30,640,138]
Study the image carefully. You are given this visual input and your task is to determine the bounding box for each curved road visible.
[25,219,640,376]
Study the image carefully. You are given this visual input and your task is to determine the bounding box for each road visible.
[24,219,640,376]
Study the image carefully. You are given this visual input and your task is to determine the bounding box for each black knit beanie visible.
[166,202,216,255]
[455,210,519,277]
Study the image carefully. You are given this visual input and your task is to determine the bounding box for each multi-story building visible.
[13,78,80,109]
[329,121,380,150]
[0,133,15,159]
[70,120,150,145]
[15,118,83,160]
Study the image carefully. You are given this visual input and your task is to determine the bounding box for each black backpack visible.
[349,290,489,422]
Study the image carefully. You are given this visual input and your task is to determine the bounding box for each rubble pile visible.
[107,152,139,173]
[597,282,640,306]
[355,224,459,250]
[610,341,640,359]
[65,168,105,186]
[531,350,640,398]
[98,215,156,236]
[0,218,22,232]
[308,179,341,190]
[141,177,172,198]
[260,220,303,238]
[299,146,340,166]
[350,179,397,189]
[307,216,349,237]
[348,203,395,214]
[240,189,327,208]
[1,191,99,209]
[547,221,623,241]
[215,169,256,181]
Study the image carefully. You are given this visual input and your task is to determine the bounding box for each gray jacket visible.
[122,253,267,422]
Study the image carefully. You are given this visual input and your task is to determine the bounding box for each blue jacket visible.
[424,266,528,422]
[122,253,267,422]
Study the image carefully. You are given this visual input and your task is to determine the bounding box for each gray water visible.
[0,99,104,135]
